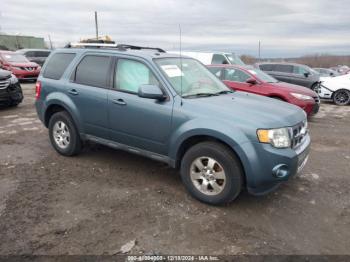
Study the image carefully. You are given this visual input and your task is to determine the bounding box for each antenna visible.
[179,24,183,106]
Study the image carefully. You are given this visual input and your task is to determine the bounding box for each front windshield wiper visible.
[182,93,220,98]
[214,90,234,95]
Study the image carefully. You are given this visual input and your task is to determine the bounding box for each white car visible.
[167,51,245,66]
[319,74,350,105]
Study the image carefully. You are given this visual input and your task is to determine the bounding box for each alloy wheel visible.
[53,121,71,149]
[190,157,226,196]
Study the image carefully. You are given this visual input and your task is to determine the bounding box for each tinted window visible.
[25,51,35,57]
[43,53,76,80]
[259,64,274,71]
[208,67,223,78]
[211,54,229,65]
[75,55,111,87]
[275,64,293,73]
[35,51,50,57]
[224,68,250,82]
[115,59,159,93]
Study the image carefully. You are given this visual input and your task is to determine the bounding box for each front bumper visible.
[0,83,23,105]
[237,134,311,196]
[12,70,40,80]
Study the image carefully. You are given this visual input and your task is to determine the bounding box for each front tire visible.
[180,142,243,205]
[333,89,350,106]
[48,111,82,156]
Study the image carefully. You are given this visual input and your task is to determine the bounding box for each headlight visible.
[257,128,291,148]
[290,93,313,101]
[9,74,18,84]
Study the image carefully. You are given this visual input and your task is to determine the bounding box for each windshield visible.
[1,53,29,63]
[225,53,245,66]
[248,69,278,83]
[155,58,231,97]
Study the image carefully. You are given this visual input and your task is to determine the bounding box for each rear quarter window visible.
[43,53,76,80]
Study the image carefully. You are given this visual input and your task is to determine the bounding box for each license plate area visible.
[297,147,310,173]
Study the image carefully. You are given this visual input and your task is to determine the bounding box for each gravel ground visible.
[0,83,349,255]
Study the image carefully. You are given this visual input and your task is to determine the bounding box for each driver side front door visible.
[107,57,173,155]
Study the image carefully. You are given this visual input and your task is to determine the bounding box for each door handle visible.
[68,89,79,95]
[112,98,127,106]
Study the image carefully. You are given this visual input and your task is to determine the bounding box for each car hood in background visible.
[9,62,40,68]
[184,91,305,130]
[321,74,350,91]
[269,81,317,97]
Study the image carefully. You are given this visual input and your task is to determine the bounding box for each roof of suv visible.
[56,47,187,60]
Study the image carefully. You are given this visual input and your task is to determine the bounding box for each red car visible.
[208,65,320,116]
[0,51,41,80]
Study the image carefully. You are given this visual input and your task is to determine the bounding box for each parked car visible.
[208,65,320,116]
[255,62,320,90]
[16,49,51,66]
[0,51,41,80]
[313,68,339,77]
[35,44,310,205]
[0,69,23,107]
[168,51,245,66]
[318,74,350,105]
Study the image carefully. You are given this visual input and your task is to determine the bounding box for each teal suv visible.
[35,44,310,205]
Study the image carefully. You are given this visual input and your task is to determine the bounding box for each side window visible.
[74,55,111,88]
[259,64,274,71]
[25,51,35,57]
[276,64,293,73]
[36,51,50,57]
[293,66,309,75]
[224,68,250,82]
[208,67,223,79]
[211,54,229,65]
[43,53,76,80]
[115,59,159,93]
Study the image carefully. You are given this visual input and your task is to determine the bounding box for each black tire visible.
[333,89,350,106]
[48,111,82,156]
[180,141,243,205]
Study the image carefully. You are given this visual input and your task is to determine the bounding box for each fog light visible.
[272,164,289,179]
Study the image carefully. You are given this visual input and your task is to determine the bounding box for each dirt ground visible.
[0,83,349,255]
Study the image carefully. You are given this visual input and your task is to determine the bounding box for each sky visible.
[1,0,349,57]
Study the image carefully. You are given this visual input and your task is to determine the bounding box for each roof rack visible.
[66,42,166,53]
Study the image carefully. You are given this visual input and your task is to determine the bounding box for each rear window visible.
[74,55,111,88]
[35,51,50,57]
[43,53,76,80]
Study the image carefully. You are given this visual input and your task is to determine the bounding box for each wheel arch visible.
[174,134,247,186]
[43,95,84,135]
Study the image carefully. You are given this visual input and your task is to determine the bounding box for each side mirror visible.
[304,72,310,78]
[330,72,334,76]
[138,84,166,100]
[246,78,257,85]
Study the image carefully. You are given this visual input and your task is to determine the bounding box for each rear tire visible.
[180,142,243,205]
[333,89,350,106]
[48,111,81,156]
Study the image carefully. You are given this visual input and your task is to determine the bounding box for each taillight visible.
[35,81,41,100]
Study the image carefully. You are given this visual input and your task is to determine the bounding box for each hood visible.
[184,91,306,130]
[9,62,39,67]
[0,69,11,79]
[269,81,317,97]
[321,74,350,91]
